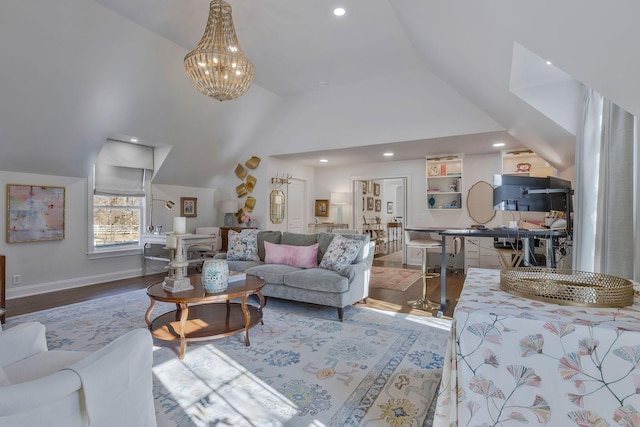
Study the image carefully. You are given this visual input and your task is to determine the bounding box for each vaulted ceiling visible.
[1,1,638,186]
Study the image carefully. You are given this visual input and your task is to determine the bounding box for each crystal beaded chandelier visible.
[184,0,254,101]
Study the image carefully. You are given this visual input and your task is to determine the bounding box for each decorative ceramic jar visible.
[201,259,229,292]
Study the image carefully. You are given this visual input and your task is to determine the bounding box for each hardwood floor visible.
[6,252,465,320]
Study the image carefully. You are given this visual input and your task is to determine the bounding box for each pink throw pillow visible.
[264,241,318,269]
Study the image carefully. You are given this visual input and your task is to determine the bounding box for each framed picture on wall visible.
[180,197,197,217]
[362,197,365,211]
[361,181,367,194]
[366,197,374,211]
[387,201,393,214]
[374,183,380,196]
[6,184,65,243]
[367,180,373,193]
[375,199,381,212]
[315,199,329,217]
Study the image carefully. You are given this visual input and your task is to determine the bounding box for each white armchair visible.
[0,322,157,427]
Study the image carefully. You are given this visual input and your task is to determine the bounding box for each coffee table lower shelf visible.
[150,303,262,354]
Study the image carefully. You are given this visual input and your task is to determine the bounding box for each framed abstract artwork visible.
[6,184,65,243]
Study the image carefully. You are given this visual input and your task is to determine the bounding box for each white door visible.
[287,179,305,233]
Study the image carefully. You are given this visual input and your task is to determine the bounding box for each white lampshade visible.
[221,200,238,213]
[331,192,350,205]
[173,217,187,234]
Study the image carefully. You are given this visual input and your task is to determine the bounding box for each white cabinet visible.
[464,237,501,271]
[426,155,463,210]
[502,150,554,177]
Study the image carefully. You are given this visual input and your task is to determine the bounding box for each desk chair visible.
[428,236,462,274]
[404,230,441,311]
[187,227,221,271]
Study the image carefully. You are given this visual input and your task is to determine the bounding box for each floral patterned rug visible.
[6,290,450,427]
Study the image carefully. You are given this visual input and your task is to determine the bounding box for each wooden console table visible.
[307,223,349,233]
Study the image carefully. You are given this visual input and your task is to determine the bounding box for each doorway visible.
[351,176,407,260]
[286,179,306,233]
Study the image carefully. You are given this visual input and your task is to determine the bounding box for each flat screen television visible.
[493,175,573,214]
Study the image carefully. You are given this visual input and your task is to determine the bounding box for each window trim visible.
[87,174,145,257]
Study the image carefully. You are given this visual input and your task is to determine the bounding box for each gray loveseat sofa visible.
[213,231,374,320]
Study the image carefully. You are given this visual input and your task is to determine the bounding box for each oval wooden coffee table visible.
[145,274,265,359]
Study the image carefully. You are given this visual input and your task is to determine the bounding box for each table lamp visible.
[221,200,238,227]
[331,192,350,224]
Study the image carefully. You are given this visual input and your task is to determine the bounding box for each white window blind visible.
[94,140,154,196]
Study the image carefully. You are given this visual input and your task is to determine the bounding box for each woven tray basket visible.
[500,267,635,307]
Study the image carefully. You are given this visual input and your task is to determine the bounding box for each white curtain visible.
[573,88,637,280]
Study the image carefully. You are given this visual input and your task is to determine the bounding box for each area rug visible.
[375,251,403,262]
[370,266,421,291]
[6,290,450,427]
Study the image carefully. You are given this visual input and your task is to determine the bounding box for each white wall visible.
[0,170,227,298]
[1,170,143,298]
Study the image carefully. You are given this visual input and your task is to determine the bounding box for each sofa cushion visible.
[264,241,318,269]
[283,268,349,293]
[226,260,264,273]
[257,230,282,261]
[227,229,260,261]
[245,264,302,285]
[281,232,318,246]
[318,232,370,264]
[319,234,364,274]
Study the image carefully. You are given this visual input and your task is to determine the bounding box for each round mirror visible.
[466,181,496,224]
[270,190,285,224]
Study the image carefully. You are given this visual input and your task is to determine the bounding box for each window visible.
[90,139,154,254]
[93,196,142,249]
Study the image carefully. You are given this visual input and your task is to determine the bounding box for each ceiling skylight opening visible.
[492,142,505,147]
[383,152,394,157]
[333,7,346,16]
[319,159,329,163]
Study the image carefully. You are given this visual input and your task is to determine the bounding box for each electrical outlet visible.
[12,274,21,285]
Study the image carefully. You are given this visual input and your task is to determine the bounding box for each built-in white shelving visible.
[426,155,463,210]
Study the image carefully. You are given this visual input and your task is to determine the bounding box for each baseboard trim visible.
[6,268,143,299]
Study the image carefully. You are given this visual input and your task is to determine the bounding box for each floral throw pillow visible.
[227,229,260,261]
[319,234,364,274]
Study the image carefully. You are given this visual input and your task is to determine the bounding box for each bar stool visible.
[405,230,441,311]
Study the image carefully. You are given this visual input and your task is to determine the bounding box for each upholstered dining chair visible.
[0,322,157,427]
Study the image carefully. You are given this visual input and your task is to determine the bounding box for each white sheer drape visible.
[573,88,637,280]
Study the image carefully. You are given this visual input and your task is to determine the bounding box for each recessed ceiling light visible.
[545,60,552,65]
[130,138,138,142]
[383,152,394,157]
[492,142,505,147]
[333,7,345,16]
[319,159,329,163]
